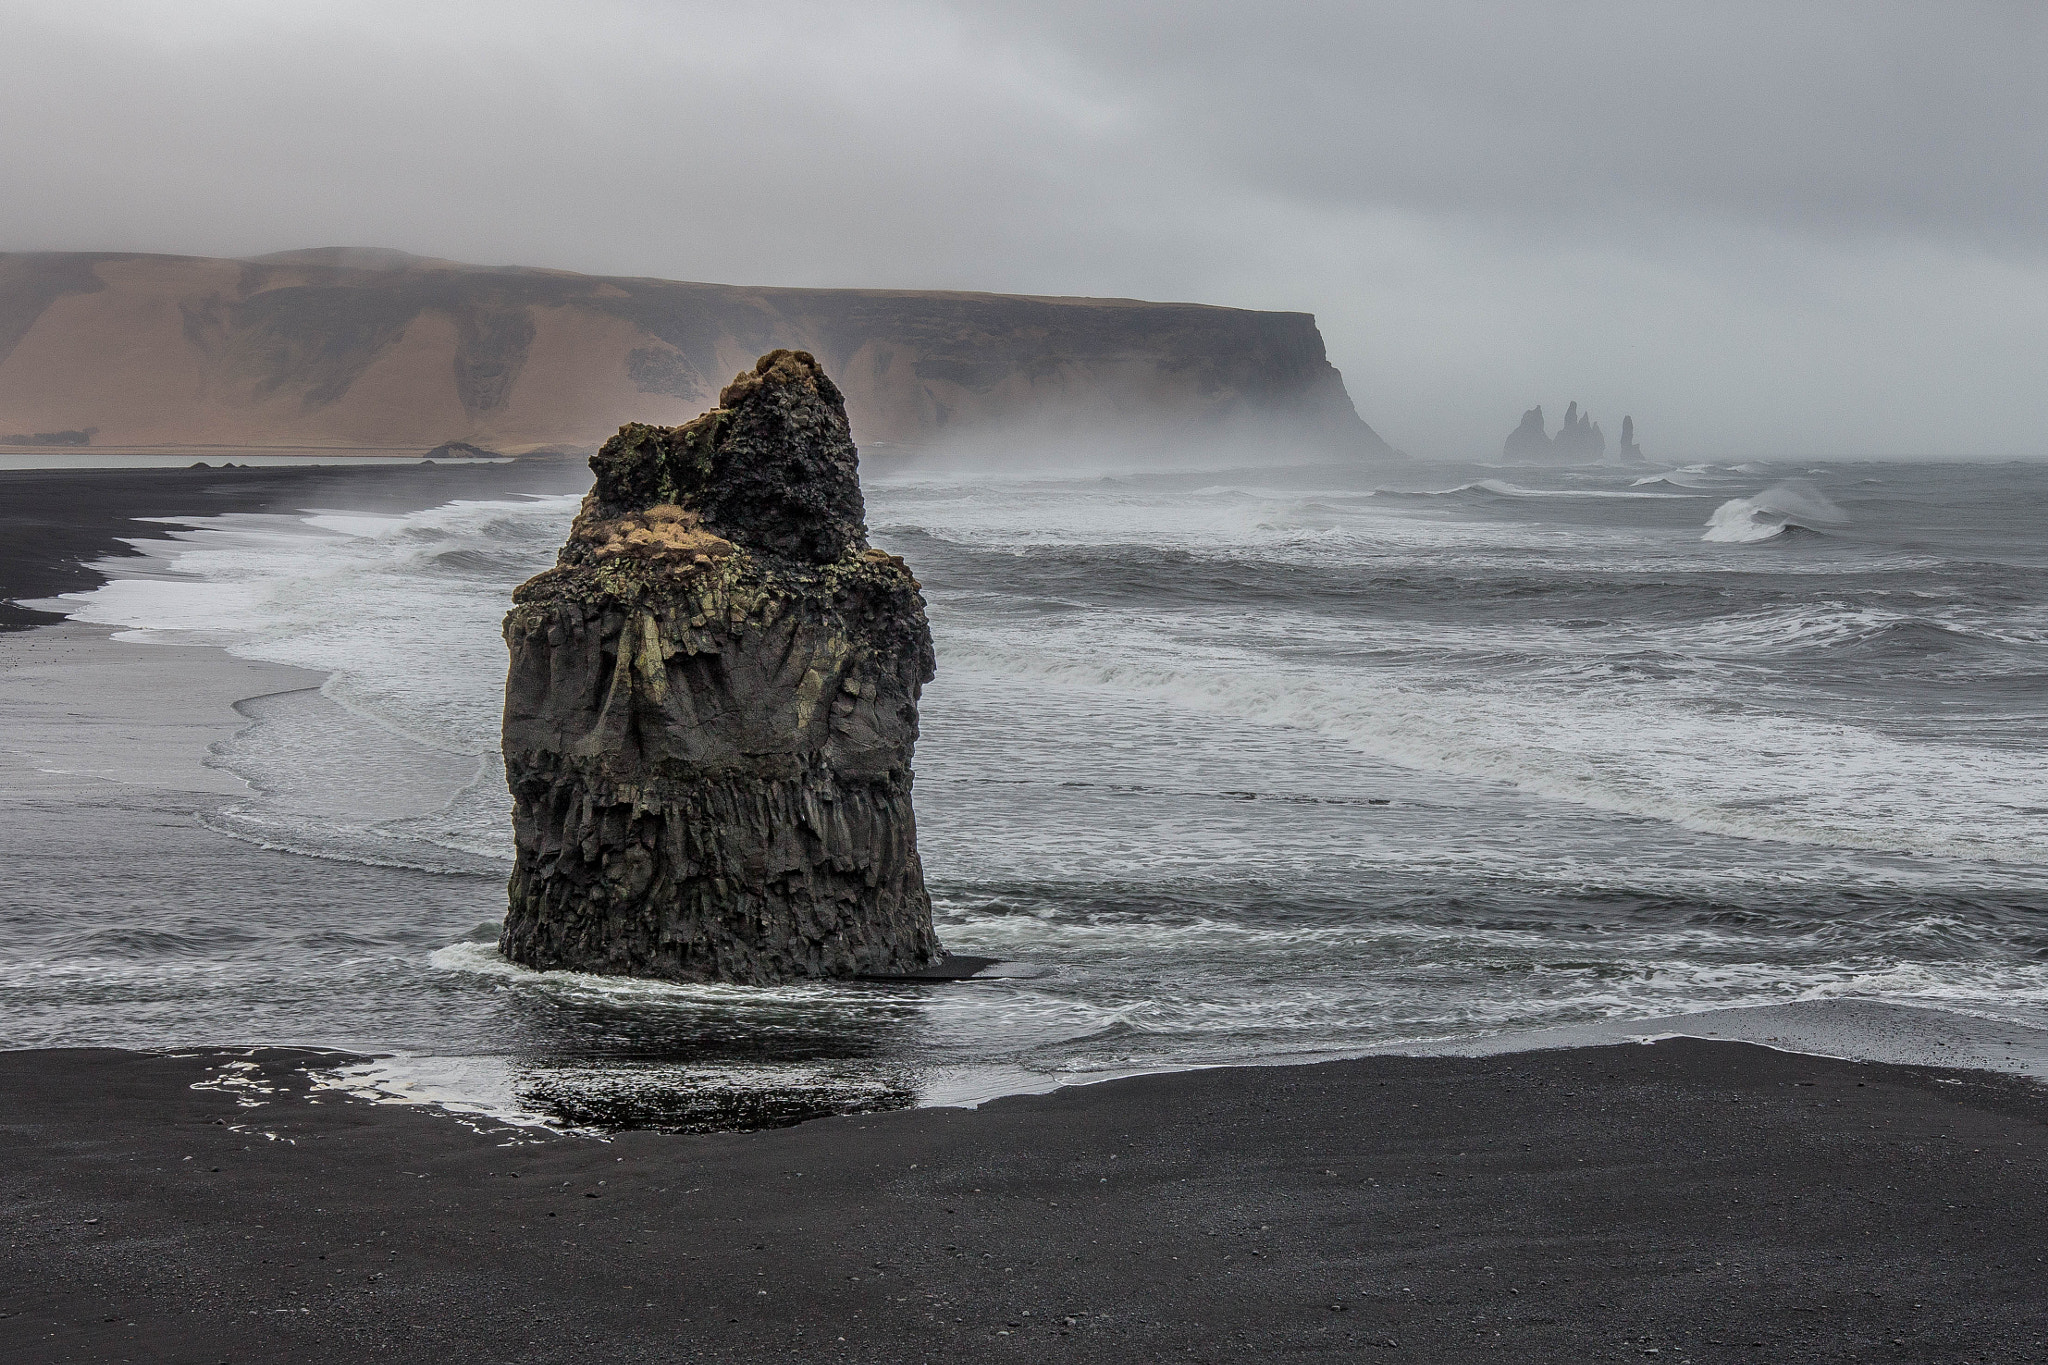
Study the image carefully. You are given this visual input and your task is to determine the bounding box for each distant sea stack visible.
[1501,403,1644,464]
[1618,415,1644,463]
[499,350,940,983]
[0,250,1393,460]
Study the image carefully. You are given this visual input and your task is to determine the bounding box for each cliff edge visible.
[500,349,940,983]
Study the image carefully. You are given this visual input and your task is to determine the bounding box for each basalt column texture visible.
[500,349,941,983]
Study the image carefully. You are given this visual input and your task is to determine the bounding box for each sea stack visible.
[499,349,941,983]
[1619,414,1645,463]
[1503,405,1550,463]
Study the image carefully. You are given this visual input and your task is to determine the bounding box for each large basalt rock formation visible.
[499,349,941,983]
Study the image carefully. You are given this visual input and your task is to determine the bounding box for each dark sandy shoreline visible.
[4,1039,2046,1364]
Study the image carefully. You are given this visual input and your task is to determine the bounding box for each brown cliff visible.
[0,249,1391,459]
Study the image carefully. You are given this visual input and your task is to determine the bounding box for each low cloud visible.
[3,0,2044,459]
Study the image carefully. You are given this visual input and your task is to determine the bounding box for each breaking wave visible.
[1703,480,1850,543]
[1390,479,1703,501]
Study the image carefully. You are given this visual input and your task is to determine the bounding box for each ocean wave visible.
[422,937,2048,1059]
[198,806,508,877]
[1381,478,1703,501]
[1703,480,1849,543]
[428,941,923,1008]
[931,900,2028,960]
[1664,602,2039,662]
[935,627,2048,866]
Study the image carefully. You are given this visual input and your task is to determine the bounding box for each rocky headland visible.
[0,250,1392,461]
[499,349,940,983]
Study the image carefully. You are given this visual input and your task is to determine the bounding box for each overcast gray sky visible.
[5,0,2045,459]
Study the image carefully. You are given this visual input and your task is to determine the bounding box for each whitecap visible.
[1703,480,1849,543]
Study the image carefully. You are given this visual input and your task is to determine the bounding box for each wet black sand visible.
[4,1039,2045,1364]
[0,460,588,630]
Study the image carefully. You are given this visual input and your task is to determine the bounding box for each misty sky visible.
[5,0,2046,460]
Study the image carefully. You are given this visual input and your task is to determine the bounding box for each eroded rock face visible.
[500,349,940,983]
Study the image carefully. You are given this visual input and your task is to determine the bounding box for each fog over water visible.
[5,1,2047,459]
[9,454,2045,1130]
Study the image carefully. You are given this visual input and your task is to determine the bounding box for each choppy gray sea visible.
[6,456,2047,1130]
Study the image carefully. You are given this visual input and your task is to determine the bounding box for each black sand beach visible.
[4,1040,2046,1364]
[6,460,2048,1362]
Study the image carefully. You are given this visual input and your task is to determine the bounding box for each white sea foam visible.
[310,1055,569,1136]
[55,496,577,865]
[427,940,912,1008]
[1630,473,1713,490]
[1703,480,1850,543]
[62,496,579,751]
[931,596,2048,866]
